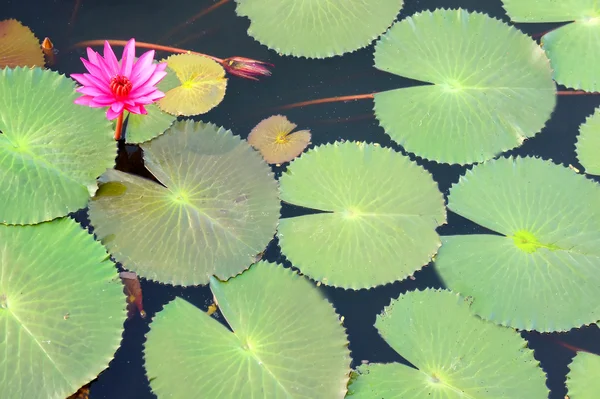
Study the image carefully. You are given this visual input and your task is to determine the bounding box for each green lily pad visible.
[277,141,446,289]
[373,8,556,165]
[576,106,600,176]
[144,261,351,398]
[0,67,116,225]
[0,217,125,399]
[566,351,600,398]
[123,104,176,144]
[88,120,280,286]
[502,0,600,92]
[157,53,227,117]
[234,0,404,59]
[435,156,600,332]
[347,289,548,398]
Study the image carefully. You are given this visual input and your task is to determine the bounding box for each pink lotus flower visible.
[71,38,167,139]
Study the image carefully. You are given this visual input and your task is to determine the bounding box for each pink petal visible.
[74,73,111,94]
[120,38,136,77]
[125,104,146,115]
[89,95,117,106]
[81,58,111,84]
[111,102,125,114]
[86,47,101,66]
[103,41,120,75]
[131,63,157,90]
[129,84,159,98]
[145,70,168,88]
[131,50,155,80]
[74,95,92,106]
[156,62,167,72]
[106,108,122,120]
[78,86,109,97]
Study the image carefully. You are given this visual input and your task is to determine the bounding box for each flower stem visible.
[275,93,376,111]
[71,39,223,63]
[114,112,124,141]
[159,0,230,44]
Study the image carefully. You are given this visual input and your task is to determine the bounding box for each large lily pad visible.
[234,0,404,59]
[373,8,556,165]
[0,19,44,68]
[348,289,549,398]
[0,217,125,399]
[277,141,446,289]
[157,53,227,116]
[144,261,351,398]
[0,67,116,225]
[566,351,600,398]
[435,156,600,332]
[88,120,280,286]
[576,106,600,176]
[502,0,600,92]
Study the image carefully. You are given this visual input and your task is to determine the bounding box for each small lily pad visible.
[0,19,44,68]
[234,0,404,58]
[435,156,600,332]
[0,67,116,225]
[144,261,351,398]
[247,114,311,164]
[157,53,227,116]
[576,106,600,176]
[0,217,125,399]
[88,120,280,286]
[348,289,549,398]
[502,0,600,92]
[566,351,600,398]
[123,104,176,144]
[373,8,556,164]
[278,141,446,289]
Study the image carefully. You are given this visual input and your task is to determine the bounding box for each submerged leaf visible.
[278,141,446,289]
[247,115,311,164]
[576,106,600,176]
[0,67,116,225]
[144,261,351,398]
[120,271,145,319]
[234,0,404,58]
[348,289,548,398]
[435,156,600,332]
[157,53,227,116]
[0,19,44,68]
[0,217,125,398]
[88,120,280,286]
[373,8,556,164]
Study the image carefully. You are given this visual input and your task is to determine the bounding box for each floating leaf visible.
[144,261,351,398]
[0,19,44,68]
[88,120,280,286]
[123,104,176,144]
[0,67,116,225]
[157,53,227,116]
[576,106,600,176]
[0,217,125,399]
[278,141,446,289]
[348,289,548,398]
[247,114,311,164]
[373,8,556,165]
[502,0,600,92]
[234,0,404,58]
[435,156,600,332]
[566,351,600,398]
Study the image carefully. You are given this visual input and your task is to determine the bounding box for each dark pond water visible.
[4,0,600,398]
